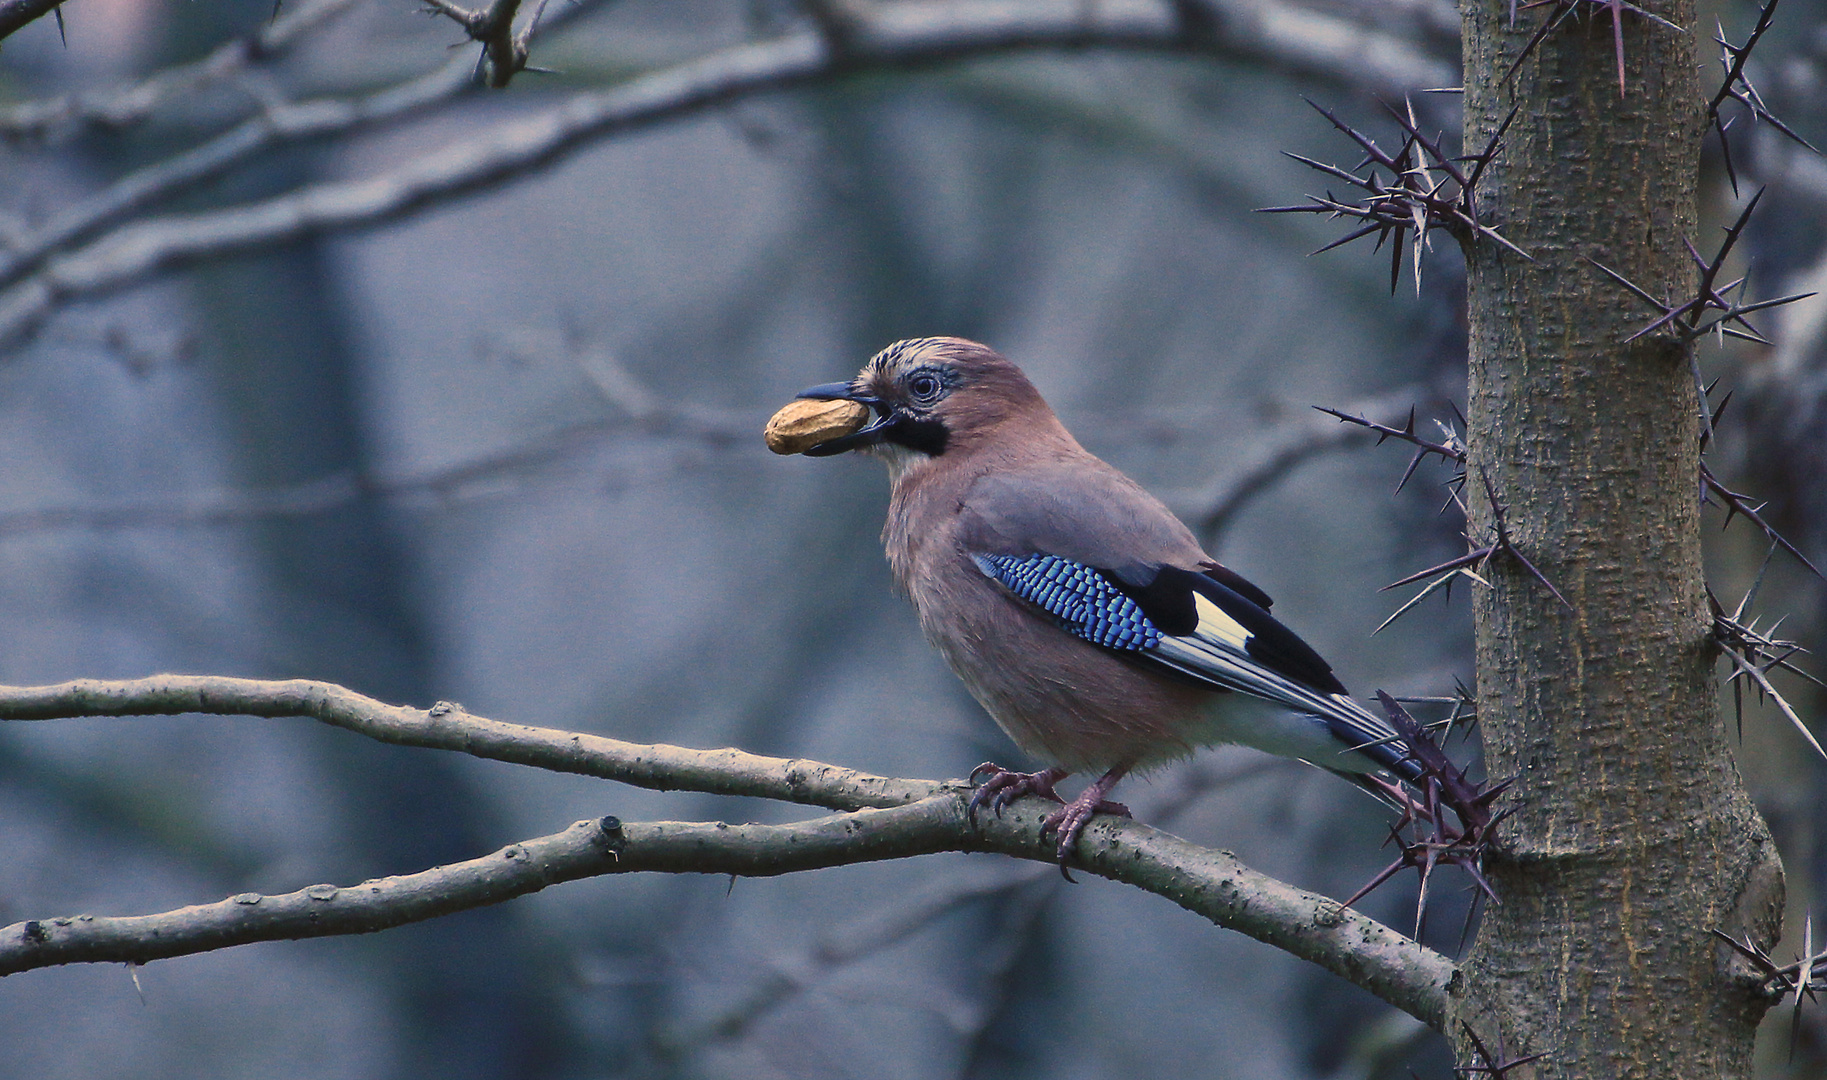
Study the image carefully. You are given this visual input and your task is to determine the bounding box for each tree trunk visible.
[1455,2,1787,1075]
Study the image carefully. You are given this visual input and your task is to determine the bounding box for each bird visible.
[786,336,1423,865]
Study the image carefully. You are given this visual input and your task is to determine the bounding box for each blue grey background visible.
[1,1,1823,1077]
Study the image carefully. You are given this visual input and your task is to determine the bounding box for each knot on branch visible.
[592,815,626,857]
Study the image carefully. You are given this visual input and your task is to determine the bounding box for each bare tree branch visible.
[0,0,1450,349]
[0,0,364,139]
[421,0,559,88]
[0,376,1372,538]
[654,864,1056,1055]
[0,675,939,810]
[0,63,470,290]
[651,758,1291,1058]
[0,385,749,536]
[0,785,1456,1029]
[1169,385,1443,546]
[0,0,607,291]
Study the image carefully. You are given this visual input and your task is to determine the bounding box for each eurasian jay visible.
[789,337,1422,862]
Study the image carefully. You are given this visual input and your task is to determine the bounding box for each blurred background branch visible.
[0,0,1821,1075]
[0,0,364,136]
[0,0,1453,347]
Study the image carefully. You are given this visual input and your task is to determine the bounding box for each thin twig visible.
[1175,386,1435,545]
[0,357,748,536]
[654,865,1054,1056]
[0,0,605,293]
[0,0,364,139]
[0,0,1452,350]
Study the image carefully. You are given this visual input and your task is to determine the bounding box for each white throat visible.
[870,442,936,486]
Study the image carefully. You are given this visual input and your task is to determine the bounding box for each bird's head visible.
[793,337,1056,480]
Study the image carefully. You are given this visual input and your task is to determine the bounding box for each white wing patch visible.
[1149,620,1408,775]
[1191,592,1250,650]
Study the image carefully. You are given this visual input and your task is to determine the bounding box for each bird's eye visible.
[907,371,944,403]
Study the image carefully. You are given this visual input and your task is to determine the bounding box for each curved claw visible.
[1040,797,1133,880]
[1036,764,1135,880]
[966,763,1136,881]
[966,764,1066,825]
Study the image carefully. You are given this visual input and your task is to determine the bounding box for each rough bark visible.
[1454,2,1786,1075]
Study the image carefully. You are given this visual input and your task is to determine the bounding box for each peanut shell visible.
[764,397,871,455]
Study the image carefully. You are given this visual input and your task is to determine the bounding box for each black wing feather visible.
[1119,566,1344,695]
[1200,562,1275,611]
[974,551,1420,782]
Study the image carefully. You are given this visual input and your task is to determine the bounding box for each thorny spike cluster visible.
[1687,382,1827,762]
[1494,0,1810,131]
[1504,0,1680,96]
[1258,99,1527,295]
[1711,546,1827,760]
[1712,918,1827,1060]
[1314,385,1827,927]
[1690,384,1827,584]
[1322,388,1827,745]
[1313,403,1464,498]
[1588,188,1816,350]
[1701,462,1827,585]
[1284,0,1827,976]
[1587,5,1821,460]
[1341,694,1510,935]
[1707,0,1818,194]
[1503,0,1813,162]
[1314,406,1569,634]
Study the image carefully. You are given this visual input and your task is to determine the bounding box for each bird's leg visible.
[1041,764,1133,876]
[967,763,1068,823]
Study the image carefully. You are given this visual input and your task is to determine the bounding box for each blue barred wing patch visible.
[974,553,1161,651]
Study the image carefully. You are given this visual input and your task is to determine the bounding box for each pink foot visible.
[1039,765,1134,879]
[967,763,1067,823]
[1041,795,1132,870]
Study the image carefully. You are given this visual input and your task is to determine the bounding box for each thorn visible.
[1384,547,1499,592]
[1701,464,1827,584]
[1397,448,1429,495]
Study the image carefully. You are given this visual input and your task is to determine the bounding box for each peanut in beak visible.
[763,397,870,455]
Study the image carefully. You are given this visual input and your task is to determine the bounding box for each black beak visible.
[796,382,862,402]
[795,382,896,457]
